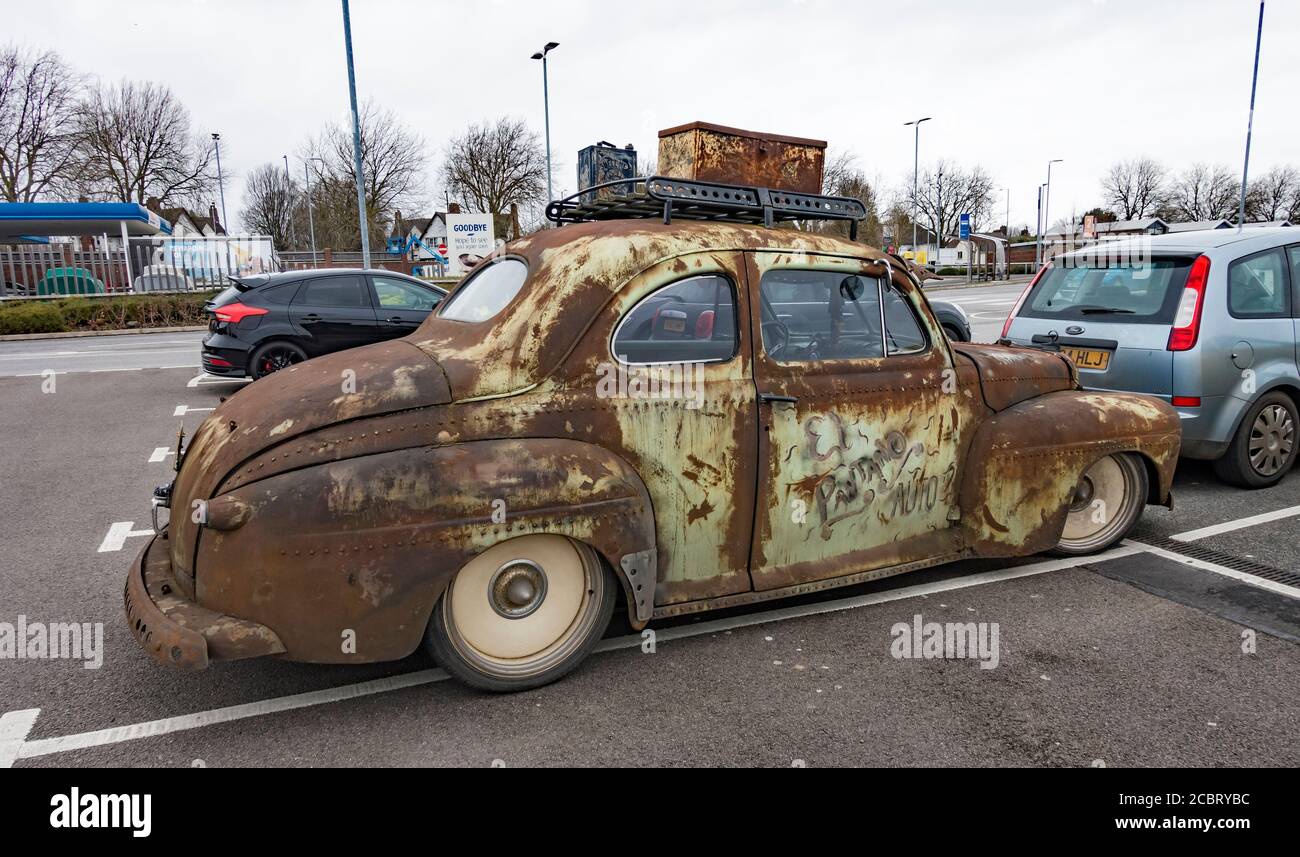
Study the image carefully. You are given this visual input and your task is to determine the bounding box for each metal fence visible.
[278,250,449,280]
[1,235,278,298]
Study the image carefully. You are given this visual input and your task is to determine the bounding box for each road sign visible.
[959,213,971,241]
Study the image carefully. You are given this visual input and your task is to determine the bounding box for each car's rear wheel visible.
[1213,392,1298,489]
[425,535,616,692]
[1051,453,1148,556]
[249,341,307,379]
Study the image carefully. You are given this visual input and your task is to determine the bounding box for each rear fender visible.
[194,438,657,663]
[960,391,1180,556]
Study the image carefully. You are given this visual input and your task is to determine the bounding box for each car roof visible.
[1057,227,1296,258]
[232,269,440,289]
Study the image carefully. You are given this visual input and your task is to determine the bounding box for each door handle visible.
[758,392,799,406]
[300,313,321,324]
[385,316,406,325]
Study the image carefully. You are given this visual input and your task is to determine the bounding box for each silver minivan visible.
[1003,228,1299,488]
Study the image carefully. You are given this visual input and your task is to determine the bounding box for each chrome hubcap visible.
[489,560,548,619]
[1249,404,1295,477]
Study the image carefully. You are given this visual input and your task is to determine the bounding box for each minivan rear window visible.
[1020,257,1195,324]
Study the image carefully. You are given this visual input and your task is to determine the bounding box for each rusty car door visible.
[565,250,761,608]
[745,250,980,591]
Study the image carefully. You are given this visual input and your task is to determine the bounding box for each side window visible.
[612,275,738,365]
[260,282,301,305]
[373,276,441,311]
[299,276,370,308]
[1288,246,1300,315]
[1229,249,1290,318]
[759,269,927,362]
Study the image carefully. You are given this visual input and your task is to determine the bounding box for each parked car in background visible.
[1002,228,1299,488]
[134,264,198,293]
[201,269,447,379]
[1,280,27,297]
[36,266,104,295]
[929,298,971,341]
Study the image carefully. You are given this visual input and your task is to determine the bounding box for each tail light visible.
[1000,264,1050,339]
[213,302,269,324]
[1167,255,1211,352]
[1171,396,1202,407]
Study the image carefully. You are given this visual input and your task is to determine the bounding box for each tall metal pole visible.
[904,117,930,265]
[212,133,228,232]
[532,43,560,209]
[341,0,371,269]
[1035,184,1044,269]
[1238,1,1265,228]
[1044,159,1062,249]
[1004,188,1011,279]
[304,161,318,266]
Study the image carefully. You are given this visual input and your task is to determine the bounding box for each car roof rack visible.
[545,176,867,240]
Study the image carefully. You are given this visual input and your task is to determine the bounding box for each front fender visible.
[960,391,1180,556]
[193,438,656,663]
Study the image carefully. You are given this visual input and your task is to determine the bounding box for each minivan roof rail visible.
[545,175,867,240]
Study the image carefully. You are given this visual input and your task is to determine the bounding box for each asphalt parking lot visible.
[2,299,1299,768]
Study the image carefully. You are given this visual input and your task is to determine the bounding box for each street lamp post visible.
[1042,158,1063,263]
[212,133,228,231]
[904,117,931,266]
[304,159,322,267]
[1035,182,1047,269]
[1238,1,1265,228]
[531,42,560,208]
[340,0,371,269]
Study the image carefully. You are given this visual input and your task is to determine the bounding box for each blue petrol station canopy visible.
[0,202,173,241]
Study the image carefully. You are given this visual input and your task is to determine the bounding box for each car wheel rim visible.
[443,535,604,680]
[259,347,301,375]
[1248,404,1295,477]
[1059,455,1141,552]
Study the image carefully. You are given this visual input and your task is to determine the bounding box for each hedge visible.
[0,292,219,336]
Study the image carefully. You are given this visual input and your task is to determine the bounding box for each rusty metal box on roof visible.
[656,122,827,194]
[577,142,637,203]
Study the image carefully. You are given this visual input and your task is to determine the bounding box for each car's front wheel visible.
[1213,391,1298,489]
[1052,453,1148,556]
[425,535,616,692]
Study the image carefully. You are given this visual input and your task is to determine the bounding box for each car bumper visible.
[124,534,285,670]
[201,332,251,377]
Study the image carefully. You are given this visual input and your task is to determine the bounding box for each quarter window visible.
[1229,249,1290,318]
[758,270,926,363]
[612,275,738,365]
[439,258,527,322]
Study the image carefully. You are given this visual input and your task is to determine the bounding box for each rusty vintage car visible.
[126,176,1181,691]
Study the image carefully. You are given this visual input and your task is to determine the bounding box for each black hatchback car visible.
[202,270,447,379]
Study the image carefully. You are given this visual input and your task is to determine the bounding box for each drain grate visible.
[1140,536,1300,590]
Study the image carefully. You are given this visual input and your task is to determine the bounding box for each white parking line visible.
[97,522,153,553]
[9,545,1142,762]
[173,405,215,417]
[1171,504,1300,542]
[0,709,40,768]
[149,447,175,463]
[1132,541,1300,601]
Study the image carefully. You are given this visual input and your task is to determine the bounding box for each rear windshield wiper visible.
[1077,306,1136,315]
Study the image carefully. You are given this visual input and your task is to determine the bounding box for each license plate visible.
[1061,346,1111,371]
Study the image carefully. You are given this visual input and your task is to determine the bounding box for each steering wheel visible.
[762,320,791,360]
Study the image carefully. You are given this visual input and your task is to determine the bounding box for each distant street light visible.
[1238,1,1266,228]
[212,133,228,231]
[340,0,371,269]
[1038,160,1062,267]
[531,42,560,207]
[305,157,326,266]
[904,117,931,265]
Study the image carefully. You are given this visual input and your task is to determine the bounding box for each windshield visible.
[438,258,528,322]
[1021,257,1195,324]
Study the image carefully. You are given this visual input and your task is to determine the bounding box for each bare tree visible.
[1100,157,1165,220]
[1160,163,1240,222]
[0,45,82,202]
[1246,165,1299,222]
[70,80,215,207]
[907,160,996,241]
[305,100,426,250]
[802,149,882,245]
[439,117,547,218]
[239,162,299,251]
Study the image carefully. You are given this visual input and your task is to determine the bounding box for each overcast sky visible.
[7,0,1296,233]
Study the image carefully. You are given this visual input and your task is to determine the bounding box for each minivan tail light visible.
[1167,255,1210,352]
[1171,396,1202,408]
[213,302,269,324]
[1000,264,1050,339]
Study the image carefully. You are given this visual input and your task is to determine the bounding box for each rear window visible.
[1020,258,1194,324]
[439,258,528,322]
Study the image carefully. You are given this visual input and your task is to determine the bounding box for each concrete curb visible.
[0,325,206,342]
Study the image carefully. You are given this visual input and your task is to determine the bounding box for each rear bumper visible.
[201,332,251,377]
[124,535,285,670]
